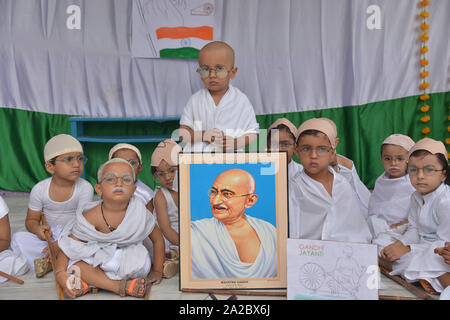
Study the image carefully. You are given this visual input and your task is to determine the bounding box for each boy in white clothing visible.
[151,139,182,278]
[109,143,155,212]
[56,158,165,298]
[380,138,450,295]
[179,41,259,152]
[0,195,28,283]
[369,134,415,253]
[11,134,93,277]
[289,118,372,243]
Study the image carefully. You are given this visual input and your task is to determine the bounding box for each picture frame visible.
[179,152,288,291]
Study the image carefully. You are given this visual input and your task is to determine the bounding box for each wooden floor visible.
[0,192,427,300]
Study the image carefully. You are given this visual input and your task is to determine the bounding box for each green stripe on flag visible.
[0,91,448,192]
[159,47,200,60]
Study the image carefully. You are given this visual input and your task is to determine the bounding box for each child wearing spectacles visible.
[0,195,29,283]
[368,134,416,258]
[55,158,165,298]
[150,139,182,279]
[289,118,372,243]
[11,134,93,278]
[179,41,259,152]
[109,143,156,213]
[380,138,450,297]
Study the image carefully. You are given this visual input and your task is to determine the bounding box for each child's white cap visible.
[382,134,415,152]
[268,118,297,139]
[408,138,447,159]
[151,139,182,167]
[296,118,337,149]
[44,134,83,162]
[108,143,142,164]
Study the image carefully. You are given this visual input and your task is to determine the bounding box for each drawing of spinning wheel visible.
[299,263,326,291]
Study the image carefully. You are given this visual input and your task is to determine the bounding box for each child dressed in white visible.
[179,41,259,152]
[151,139,182,278]
[380,138,450,296]
[323,118,371,217]
[56,159,165,298]
[369,134,415,252]
[289,118,372,243]
[11,134,93,276]
[109,143,155,212]
[267,118,303,181]
[0,195,28,283]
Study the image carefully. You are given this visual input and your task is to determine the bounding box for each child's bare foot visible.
[119,278,149,298]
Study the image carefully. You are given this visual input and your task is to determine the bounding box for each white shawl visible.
[190,215,277,279]
[368,172,415,236]
[58,196,155,279]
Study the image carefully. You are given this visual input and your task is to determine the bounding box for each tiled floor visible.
[0,193,424,300]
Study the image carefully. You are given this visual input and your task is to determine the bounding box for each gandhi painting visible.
[190,168,277,279]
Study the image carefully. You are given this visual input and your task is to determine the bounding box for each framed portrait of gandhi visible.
[179,152,288,291]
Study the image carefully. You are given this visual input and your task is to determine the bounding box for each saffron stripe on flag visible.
[156,26,213,40]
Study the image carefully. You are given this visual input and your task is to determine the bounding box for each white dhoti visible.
[0,249,29,283]
[11,224,64,270]
[190,215,277,279]
[58,197,156,280]
[389,184,450,293]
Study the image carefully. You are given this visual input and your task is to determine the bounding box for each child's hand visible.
[380,241,410,262]
[35,225,52,241]
[221,136,236,151]
[434,242,450,265]
[390,219,408,230]
[203,128,223,144]
[41,241,60,263]
[148,270,162,285]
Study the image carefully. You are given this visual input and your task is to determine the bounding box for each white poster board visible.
[132,0,216,58]
[287,239,379,300]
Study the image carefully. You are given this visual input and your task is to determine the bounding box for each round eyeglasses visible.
[154,167,178,179]
[407,166,444,176]
[101,173,134,186]
[54,155,87,165]
[298,145,331,157]
[207,188,253,201]
[197,65,231,79]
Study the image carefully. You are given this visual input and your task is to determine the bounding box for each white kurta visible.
[336,155,371,219]
[10,178,94,269]
[369,173,415,250]
[58,197,155,280]
[179,85,260,152]
[134,179,154,205]
[289,167,372,243]
[190,215,277,279]
[390,184,450,293]
[0,196,29,283]
[154,186,179,253]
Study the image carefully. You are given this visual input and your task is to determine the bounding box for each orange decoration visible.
[420,33,429,41]
[421,23,430,30]
[420,115,431,123]
[419,82,430,90]
[420,105,430,112]
[420,59,429,66]
[422,127,430,134]
[448,126,450,132]
[420,0,430,6]
[420,94,430,101]
[420,46,429,54]
[420,70,429,77]
[446,138,450,145]
[420,11,430,18]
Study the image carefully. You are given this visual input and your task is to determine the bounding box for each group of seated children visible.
[0,40,449,299]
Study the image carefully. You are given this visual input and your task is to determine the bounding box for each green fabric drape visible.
[0,91,448,192]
